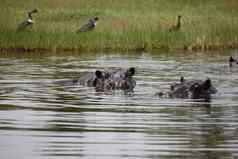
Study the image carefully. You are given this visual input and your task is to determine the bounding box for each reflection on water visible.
[0,51,238,159]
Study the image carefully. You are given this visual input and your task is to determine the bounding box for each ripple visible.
[0,51,238,159]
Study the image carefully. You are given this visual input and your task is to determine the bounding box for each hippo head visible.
[91,67,136,92]
[103,67,136,91]
[190,78,217,101]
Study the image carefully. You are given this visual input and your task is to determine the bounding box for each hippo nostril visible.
[180,76,184,83]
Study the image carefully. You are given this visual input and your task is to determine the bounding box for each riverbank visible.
[1,0,238,53]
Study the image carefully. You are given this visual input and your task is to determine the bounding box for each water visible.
[0,51,238,159]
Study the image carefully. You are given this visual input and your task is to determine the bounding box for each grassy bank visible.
[1,0,238,52]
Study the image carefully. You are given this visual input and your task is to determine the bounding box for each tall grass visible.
[1,0,238,52]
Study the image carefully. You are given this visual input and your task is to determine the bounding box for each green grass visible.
[1,0,238,52]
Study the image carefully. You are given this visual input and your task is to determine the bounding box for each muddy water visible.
[0,51,238,159]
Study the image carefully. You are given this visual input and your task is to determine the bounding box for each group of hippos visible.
[16,10,238,102]
[60,56,237,102]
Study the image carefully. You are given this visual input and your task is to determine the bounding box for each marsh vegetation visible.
[1,0,238,52]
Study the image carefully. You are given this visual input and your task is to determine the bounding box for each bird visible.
[77,17,99,33]
[229,56,238,67]
[17,9,38,31]
[169,15,182,32]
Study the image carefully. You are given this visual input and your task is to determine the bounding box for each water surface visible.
[1,51,238,159]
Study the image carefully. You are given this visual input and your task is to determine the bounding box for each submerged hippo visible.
[78,67,136,92]
[157,77,217,101]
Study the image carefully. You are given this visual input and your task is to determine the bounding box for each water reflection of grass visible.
[1,0,238,52]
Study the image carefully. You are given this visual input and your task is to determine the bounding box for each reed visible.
[1,0,238,52]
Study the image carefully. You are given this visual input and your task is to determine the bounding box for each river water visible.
[0,51,238,159]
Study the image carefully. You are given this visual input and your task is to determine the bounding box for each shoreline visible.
[1,43,238,53]
[1,0,238,54]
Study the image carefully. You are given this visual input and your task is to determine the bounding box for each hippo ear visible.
[95,70,103,79]
[127,67,135,77]
[202,78,212,90]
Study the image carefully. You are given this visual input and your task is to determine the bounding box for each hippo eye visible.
[190,83,200,91]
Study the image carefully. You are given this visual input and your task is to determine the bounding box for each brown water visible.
[0,51,238,159]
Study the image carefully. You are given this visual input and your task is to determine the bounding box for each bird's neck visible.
[176,17,181,29]
[28,13,33,20]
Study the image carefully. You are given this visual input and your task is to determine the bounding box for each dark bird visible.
[17,9,38,31]
[229,56,238,67]
[77,17,99,33]
[169,15,182,32]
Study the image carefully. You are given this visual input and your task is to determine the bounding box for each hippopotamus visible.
[156,77,217,101]
[78,67,136,92]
